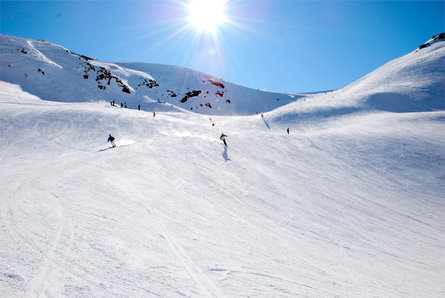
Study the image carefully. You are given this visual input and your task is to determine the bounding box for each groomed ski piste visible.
[0,34,444,297]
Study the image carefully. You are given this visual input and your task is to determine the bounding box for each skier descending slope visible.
[220,133,228,147]
[107,134,116,147]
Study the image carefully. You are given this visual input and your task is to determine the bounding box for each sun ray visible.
[186,0,227,34]
[104,0,265,86]
[130,22,191,61]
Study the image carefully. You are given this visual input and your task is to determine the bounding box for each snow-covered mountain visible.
[0,34,296,116]
[0,34,444,297]
[267,33,445,125]
[1,34,443,118]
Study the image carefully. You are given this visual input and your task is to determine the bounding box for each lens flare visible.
[187,0,227,33]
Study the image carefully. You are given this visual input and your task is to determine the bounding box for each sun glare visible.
[187,0,227,33]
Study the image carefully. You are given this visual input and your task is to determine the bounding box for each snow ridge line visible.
[26,40,62,69]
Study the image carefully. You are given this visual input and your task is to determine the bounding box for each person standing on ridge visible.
[220,133,228,147]
[107,134,116,147]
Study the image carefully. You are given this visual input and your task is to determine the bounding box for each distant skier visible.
[120,102,123,108]
[287,128,289,134]
[220,133,228,147]
[107,134,116,147]
[261,113,264,118]
[153,112,156,117]
[138,104,141,111]
[125,103,127,108]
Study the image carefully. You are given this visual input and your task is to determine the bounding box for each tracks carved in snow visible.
[152,209,222,297]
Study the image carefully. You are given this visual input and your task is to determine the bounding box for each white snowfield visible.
[0,34,444,297]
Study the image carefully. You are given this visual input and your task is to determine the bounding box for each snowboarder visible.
[153,112,156,117]
[138,104,141,111]
[107,134,116,147]
[261,113,264,118]
[287,128,289,134]
[220,133,228,147]
[120,102,123,108]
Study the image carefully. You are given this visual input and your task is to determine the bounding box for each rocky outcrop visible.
[138,78,159,88]
[167,90,177,97]
[418,33,444,50]
[180,90,201,103]
[210,80,225,88]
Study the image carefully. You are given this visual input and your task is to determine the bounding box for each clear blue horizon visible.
[1,0,444,94]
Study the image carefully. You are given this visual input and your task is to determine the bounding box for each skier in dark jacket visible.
[107,134,116,147]
[220,133,228,147]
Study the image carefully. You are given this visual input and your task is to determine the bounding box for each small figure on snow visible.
[153,112,156,117]
[261,113,264,118]
[107,134,116,147]
[125,103,127,108]
[138,104,141,111]
[287,128,289,134]
[220,133,228,147]
[120,102,123,108]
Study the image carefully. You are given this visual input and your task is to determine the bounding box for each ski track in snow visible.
[153,209,222,297]
[120,175,223,297]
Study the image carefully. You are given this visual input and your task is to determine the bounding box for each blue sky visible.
[1,0,444,93]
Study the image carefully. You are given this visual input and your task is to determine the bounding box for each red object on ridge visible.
[210,80,225,88]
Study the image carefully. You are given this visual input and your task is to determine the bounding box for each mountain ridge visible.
[2,33,443,118]
[0,34,296,116]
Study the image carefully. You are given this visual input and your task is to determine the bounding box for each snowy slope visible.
[0,34,295,116]
[268,33,444,125]
[1,81,444,297]
[1,34,445,297]
[116,62,299,115]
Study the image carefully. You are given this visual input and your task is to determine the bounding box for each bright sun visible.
[187,0,227,33]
